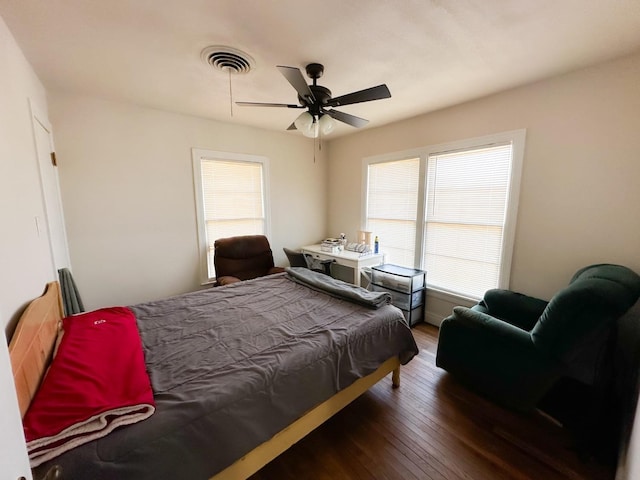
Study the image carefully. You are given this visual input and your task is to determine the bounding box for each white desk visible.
[301,244,384,287]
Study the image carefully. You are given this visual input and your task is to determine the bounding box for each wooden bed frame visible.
[9,282,63,417]
[9,281,401,480]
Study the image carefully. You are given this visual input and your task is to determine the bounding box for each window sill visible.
[426,287,478,306]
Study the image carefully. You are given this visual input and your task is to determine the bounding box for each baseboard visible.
[425,311,444,327]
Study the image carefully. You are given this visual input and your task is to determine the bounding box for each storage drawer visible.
[371,269,424,293]
[371,284,424,310]
[403,304,424,327]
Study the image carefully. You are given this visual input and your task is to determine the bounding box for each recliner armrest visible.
[480,289,548,331]
[436,306,560,411]
[451,306,533,342]
[217,276,242,286]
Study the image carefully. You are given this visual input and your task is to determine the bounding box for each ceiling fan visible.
[236,63,391,137]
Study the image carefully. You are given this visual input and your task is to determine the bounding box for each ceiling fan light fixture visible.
[294,112,317,137]
[295,112,334,138]
[301,120,319,138]
[319,114,335,135]
[309,121,320,138]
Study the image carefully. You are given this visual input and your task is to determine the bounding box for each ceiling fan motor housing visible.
[297,63,330,115]
[300,86,332,114]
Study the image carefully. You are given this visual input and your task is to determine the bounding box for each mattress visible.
[35,271,418,480]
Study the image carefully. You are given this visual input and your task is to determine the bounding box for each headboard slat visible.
[8,282,63,417]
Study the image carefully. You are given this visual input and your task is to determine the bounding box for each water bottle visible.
[374,236,379,254]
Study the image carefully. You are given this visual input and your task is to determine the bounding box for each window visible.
[365,157,420,267]
[363,130,524,300]
[424,144,513,298]
[192,149,270,282]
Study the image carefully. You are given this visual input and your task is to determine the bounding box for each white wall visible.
[49,93,328,310]
[0,15,55,333]
[0,329,31,480]
[0,13,47,480]
[327,51,640,305]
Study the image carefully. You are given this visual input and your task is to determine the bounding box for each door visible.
[31,101,71,273]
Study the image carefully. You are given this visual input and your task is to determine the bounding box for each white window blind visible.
[366,158,420,267]
[363,130,524,301]
[192,150,268,282]
[423,144,512,298]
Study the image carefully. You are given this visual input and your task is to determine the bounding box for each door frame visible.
[29,99,71,275]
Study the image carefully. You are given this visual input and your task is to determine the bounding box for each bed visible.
[10,268,418,480]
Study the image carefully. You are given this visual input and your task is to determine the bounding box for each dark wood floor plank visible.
[336,405,432,480]
[366,382,515,480]
[350,396,454,480]
[250,323,615,480]
[305,422,376,480]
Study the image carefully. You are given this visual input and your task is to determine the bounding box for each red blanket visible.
[23,307,155,467]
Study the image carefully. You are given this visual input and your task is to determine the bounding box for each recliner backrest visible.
[570,263,640,296]
[531,264,640,368]
[214,235,276,281]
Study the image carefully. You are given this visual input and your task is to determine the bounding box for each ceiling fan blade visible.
[235,101,303,108]
[277,66,316,104]
[326,109,369,128]
[286,122,297,131]
[326,84,391,108]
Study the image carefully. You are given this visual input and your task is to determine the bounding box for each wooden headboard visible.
[8,282,63,417]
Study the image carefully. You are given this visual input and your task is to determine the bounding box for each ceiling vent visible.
[201,46,255,74]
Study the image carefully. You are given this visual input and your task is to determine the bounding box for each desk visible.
[301,244,384,287]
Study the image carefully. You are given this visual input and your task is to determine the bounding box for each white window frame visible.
[192,148,271,284]
[362,129,525,300]
[361,149,426,269]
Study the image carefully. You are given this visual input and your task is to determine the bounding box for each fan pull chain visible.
[228,69,234,117]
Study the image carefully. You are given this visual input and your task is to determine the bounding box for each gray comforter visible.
[36,271,418,480]
[286,266,392,308]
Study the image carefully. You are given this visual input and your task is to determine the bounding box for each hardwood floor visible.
[251,323,616,480]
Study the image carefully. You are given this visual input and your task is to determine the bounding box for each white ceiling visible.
[2,0,640,138]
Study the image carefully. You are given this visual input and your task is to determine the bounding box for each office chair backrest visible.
[283,248,308,268]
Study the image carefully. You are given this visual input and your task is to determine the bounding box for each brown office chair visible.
[214,235,284,286]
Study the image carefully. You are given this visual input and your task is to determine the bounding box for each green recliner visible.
[435,264,640,412]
